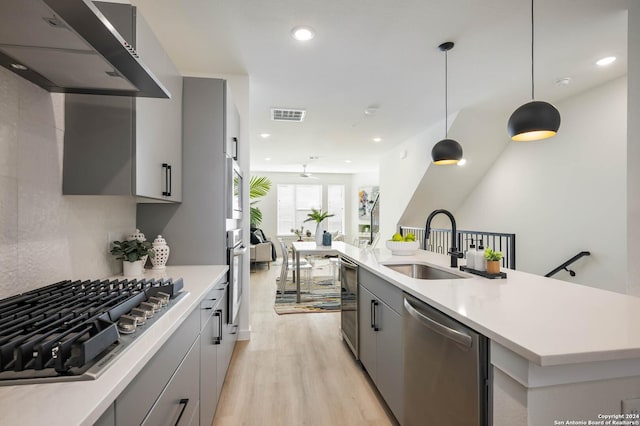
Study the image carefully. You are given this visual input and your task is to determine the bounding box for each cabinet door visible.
[358,285,377,381]
[216,289,234,397]
[200,309,219,426]
[135,12,183,202]
[224,84,240,159]
[376,300,404,422]
[142,338,200,425]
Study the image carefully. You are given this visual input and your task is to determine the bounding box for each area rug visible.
[274,260,341,315]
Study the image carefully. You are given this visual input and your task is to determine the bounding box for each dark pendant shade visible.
[431,138,463,165]
[508,100,561,141]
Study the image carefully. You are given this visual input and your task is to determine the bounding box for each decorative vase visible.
[150,235,170,270]
[315,221,325,246]
[128,229,148,267]
[487,260,500,274]
[123,260,144,277]
[306,230,312,237]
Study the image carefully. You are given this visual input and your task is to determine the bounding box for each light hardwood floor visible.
[212,264,395,426]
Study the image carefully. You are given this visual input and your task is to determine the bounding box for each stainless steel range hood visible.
[0,0,170,98]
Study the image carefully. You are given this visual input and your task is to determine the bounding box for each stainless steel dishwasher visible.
[339,256,359,359]
[403,293,490,425]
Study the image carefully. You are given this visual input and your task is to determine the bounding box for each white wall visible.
[627,3,640,296]
[378,120,446,241]
[456,77,627,293]
[0,68,136,299]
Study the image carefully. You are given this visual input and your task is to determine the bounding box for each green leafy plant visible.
[110,239,155,262]
[484,248,503,261]
[304,208,334,224]
[249,175,272,227]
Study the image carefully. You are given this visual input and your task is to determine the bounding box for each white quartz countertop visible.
[336,242,640,367]
[0,265,228,426]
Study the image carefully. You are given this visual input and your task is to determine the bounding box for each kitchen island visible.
[332,242,640,425]
[0,265,228,426]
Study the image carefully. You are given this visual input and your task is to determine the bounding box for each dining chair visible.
[278,240,313,295]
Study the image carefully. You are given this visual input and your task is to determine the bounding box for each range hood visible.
[0,0,170,98]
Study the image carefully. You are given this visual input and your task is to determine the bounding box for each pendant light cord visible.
[531,0,535,100]
[445,48,448,137]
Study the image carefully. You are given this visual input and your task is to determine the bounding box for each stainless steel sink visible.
[382,263,464,280]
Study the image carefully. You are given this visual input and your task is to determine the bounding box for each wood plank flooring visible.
[212,264,395,426]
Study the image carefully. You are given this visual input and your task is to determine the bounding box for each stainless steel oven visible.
[227,228,247,323]
[339,255,359,359]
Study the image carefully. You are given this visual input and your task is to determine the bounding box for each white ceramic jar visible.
[151,235,170,270]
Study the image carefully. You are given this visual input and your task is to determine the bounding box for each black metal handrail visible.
[544,251,591,277]
[399,226,517,270]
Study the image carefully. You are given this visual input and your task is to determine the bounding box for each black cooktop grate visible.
[0,277,183,383]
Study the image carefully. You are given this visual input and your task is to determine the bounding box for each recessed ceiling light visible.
[260,133,270,138]
[265,157,271,161]
[373,137,382,142]
[457,158,467,166]
[291,26,315,41]
[555,77,572,87]
[345,160,352,163]
[596,56,616,66]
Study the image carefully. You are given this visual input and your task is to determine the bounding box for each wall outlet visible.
[622,398,640,415]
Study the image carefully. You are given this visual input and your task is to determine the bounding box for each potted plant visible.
[484,248,503,274]
[249,175,272,227]
[304,208,335,245]
[110,239,155,276]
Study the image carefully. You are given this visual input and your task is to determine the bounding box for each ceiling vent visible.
[271,108,306,122]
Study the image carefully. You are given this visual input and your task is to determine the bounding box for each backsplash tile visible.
[0,67,136,299]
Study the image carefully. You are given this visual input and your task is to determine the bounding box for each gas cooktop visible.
[0,277,185,386]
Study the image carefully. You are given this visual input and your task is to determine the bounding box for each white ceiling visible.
[132,0,629,174]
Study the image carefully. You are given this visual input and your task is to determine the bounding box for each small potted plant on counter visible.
[110,239,155,277]
[484,248,503,274]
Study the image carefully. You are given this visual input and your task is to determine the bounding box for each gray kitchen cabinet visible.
[200,282,238,426]
[63,2,182,202]
[137,77,238,266]
[94,403,115,426]
[358,268,404,422]
[115,307,200,425]
[142,339,201,426]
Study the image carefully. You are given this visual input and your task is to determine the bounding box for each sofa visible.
[250,227,277,268]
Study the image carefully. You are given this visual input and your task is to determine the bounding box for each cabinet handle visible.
[214,309,222,345]
[372,300,379,332]
[162,163,169,196]
[167,164,172,196]
[232,137,238,160]
[174,398,189,426]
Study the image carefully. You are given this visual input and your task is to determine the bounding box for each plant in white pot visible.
[304,208,335,245]
[110,239,155,277]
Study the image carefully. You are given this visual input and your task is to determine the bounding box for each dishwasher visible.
[403,293,490,425]
[339,256,358,359]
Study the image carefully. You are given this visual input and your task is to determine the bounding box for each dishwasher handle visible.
[403,298,472,348]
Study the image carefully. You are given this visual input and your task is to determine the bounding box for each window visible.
[277,184,345,235]
[277,184,322,235]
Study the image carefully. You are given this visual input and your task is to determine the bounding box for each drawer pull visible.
[175,398,189,425]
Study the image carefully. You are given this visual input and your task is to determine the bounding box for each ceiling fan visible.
[300,164,318,179]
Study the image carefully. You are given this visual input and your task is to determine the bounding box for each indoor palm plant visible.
[304,208,335,245]
[249,175,272,227]
[110,239,155,276]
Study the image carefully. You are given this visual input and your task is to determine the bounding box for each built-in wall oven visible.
[339,256,359,359]
[227,228,247,323]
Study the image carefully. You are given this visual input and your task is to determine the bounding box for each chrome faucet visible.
[424,209,463,268]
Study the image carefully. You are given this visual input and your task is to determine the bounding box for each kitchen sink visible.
[382,263,465,280]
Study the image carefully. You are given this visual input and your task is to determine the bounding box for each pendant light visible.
[507,0,561,141]
[432,42,463,165]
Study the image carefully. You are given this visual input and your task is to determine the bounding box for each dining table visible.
[291,241,347,303]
